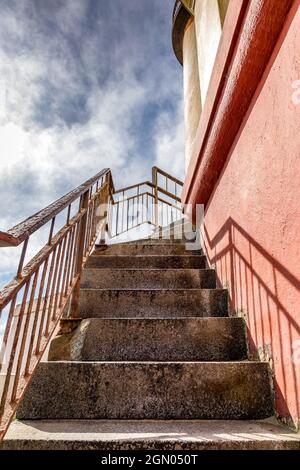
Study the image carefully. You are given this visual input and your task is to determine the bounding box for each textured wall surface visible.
[202,4,300,429]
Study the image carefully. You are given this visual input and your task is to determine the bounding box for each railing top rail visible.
[114,168,183,196]
[114,184,181,205]
[153,166,184,186]
[113,181,154,195]
[0,168,111,248]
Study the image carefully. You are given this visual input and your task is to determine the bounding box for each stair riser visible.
[48,318,248,362]
[79,289,228,318]
[152,221,196,232]
[86,255,206,269]
[115,238,187,245]
[151,230,200,243]
[81,269,216,289]
[4,437,299,451]
[17,362,274,420]
[94,245,202,256]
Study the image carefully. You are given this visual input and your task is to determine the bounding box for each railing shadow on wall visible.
[203,217,300,426]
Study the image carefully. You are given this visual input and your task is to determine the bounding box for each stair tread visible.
[4,419,299,450]
[80,287,225,291]
[90,254,204,257]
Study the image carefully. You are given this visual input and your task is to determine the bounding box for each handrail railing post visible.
[70,189,89,318]
[100,181,111,244]
[152,167,159,228]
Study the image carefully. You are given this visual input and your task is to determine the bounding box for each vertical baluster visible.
[88,195,96,250]
[87,198,94,251]
[11,269,40,402]
[16,238,29,279]
[65,225,76,296]
[24,259,48,375]
[52,235,68,320]
[45,241,63,334]
[0,282,30,412]
[83,200,91,257]
[70,190,89,318]
[35,248,57,354]
[152,168,158,228]
[70,221,80,288]
[0,297,17,369]
[91,195,98,243]
[66,205,71,225]
[48,217,56,245]
[121,191,125,232]
[151,193,154,225]
[126,199,129,232]
[116,202,119,236]
[59,230,72,307]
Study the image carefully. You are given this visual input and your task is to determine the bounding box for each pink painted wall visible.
[203,6,300,429]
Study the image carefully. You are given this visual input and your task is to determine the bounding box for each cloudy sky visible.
[0,0,184,288]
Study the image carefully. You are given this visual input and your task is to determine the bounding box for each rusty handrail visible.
[0,168,114,439]
[109,167,183,238]
[0,169,111,248]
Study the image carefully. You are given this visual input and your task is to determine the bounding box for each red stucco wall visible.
[202,5,300,428]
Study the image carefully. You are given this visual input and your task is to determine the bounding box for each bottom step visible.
[2,419,300,450]
[16,362,273,420]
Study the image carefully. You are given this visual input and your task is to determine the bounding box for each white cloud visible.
[0,0,184,287]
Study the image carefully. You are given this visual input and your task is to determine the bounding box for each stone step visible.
[16,362,273,420]
[4,419,299,450]
[111,237,187,245]
[81,268,216,289]
[79,288,228,318]
[169,218,195,228]
[48,317,248,362]
[150,228,199,241]
[94,243,202,256]
[86,254,207,269]
[151,219,196,233]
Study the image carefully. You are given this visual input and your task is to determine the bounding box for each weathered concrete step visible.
[81,268,216,289]
[4,419,299,450]
[79,288,228,318]
[94,243,202,255]
[107,238,188,245]
[48,317,247,362]
[16,362,273,420]
[86,254,206,269]
[150,229,199,242]
[151,220,196,233]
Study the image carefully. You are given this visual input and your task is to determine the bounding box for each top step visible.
[94,243,202,256]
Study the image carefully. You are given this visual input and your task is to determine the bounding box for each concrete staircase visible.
[3,222,300,449]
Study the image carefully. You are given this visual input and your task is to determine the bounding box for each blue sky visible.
[0,0,184,287]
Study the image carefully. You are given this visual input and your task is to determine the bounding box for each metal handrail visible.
[0,169,111,248]
[109,167,183,238]
[0,168,113,439]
